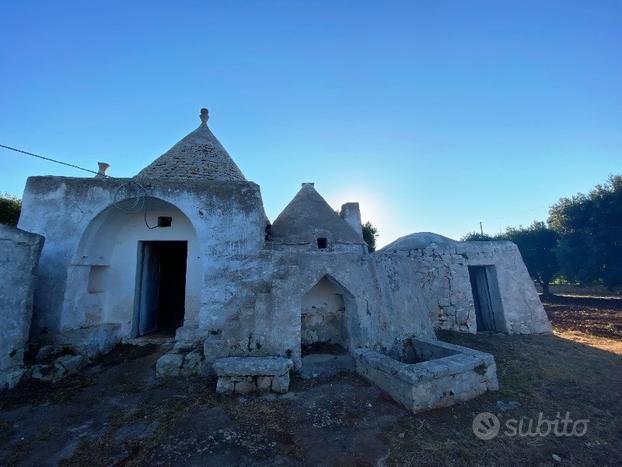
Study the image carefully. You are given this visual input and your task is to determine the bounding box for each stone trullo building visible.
[2,108,551,412]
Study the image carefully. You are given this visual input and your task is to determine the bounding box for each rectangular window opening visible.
[157,216,172,228]
[317,237,328,249]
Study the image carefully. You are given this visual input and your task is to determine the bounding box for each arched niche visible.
[61,197,201,337]
[300,274,358,355]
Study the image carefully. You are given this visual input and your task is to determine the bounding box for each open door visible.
[138,242,160,335]
[135,241,187,336]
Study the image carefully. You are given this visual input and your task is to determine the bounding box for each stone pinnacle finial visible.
[200,108,209,125]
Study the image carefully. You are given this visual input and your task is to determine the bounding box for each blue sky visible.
[1,1,620,246]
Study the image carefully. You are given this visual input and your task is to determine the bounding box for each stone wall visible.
[0,225,44,389]
[458,241,551,334]
[301,276,348,348]
[19,173,550,372]
[374,241,551,335]
[18,176,268,349]
[373,248,475,333]
[199,245,437,369]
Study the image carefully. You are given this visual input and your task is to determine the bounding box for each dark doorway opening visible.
[468,265,503,332]
[135,241,187,336]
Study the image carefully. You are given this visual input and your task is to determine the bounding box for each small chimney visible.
[96,162,110,177]
[340,202,363,238]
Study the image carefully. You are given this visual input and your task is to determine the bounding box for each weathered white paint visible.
[301,276,348,348]
[0,225,44,389]
[376,237,551,334]
[62,197,201,336]
[18,176,268,351]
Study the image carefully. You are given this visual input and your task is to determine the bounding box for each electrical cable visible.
[0,143,105,177]
[1,143,160,229]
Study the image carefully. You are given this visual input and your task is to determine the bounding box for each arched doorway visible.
[63,196,201,338]
[300,275,357,377]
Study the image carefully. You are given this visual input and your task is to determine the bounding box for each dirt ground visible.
[1,296,621,466]
[543,294,622,355]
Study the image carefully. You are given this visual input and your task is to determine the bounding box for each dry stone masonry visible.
[5,108,552,412]
[213,357,293,394]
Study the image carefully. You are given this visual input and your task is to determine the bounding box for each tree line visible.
[462,175,622,295]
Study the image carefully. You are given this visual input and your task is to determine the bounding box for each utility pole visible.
[479,221,483,236]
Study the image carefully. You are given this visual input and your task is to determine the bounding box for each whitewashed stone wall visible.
[373,247,475,333]
[375,241,551,335]
[200,245,437,369]
[301,277,347,348]
[0,225,44,389]
[18,176,268,352]
[457,241,551,334]
[19,175,550,371]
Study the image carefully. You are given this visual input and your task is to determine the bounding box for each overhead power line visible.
[0,143,164,229]
[0,143,104,177]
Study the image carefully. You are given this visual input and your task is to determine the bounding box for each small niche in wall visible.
[317,237,328,249]
[87,265,108,293]
[157,216,173,227]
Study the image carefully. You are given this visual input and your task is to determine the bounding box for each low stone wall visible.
[0,225,44,389]
[213,356,293,394]
[534,283,622,297]
[354,339,498,414]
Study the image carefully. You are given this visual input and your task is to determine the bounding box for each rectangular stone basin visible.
[354,338,498,414]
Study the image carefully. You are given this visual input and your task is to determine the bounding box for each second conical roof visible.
[271,183,364,244]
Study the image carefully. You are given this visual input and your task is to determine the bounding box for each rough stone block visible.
[213,356,293,377]
[36,345,57,362]
[213,356,293,394]
[271,373,290,394]
[216,377,234,393]
[180,350,205,376]
[54,354,86,375]
[31,364,55,382]
[156,353,184,378]
[256,376,272,391]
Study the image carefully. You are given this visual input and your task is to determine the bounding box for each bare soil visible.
[1,296,621,466]
[544,294,622,355]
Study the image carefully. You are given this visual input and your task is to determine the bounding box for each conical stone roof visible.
[135,108,246,181]
[270,183,365,244]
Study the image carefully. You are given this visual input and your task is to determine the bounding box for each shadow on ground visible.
[1,330,621,466]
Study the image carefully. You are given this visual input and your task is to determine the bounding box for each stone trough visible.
[354,338,498,414]
[213,356,293,394]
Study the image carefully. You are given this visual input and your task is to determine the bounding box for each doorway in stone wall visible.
[134,241,187,336]
[468,265,504,332]
[300,275,355,378]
